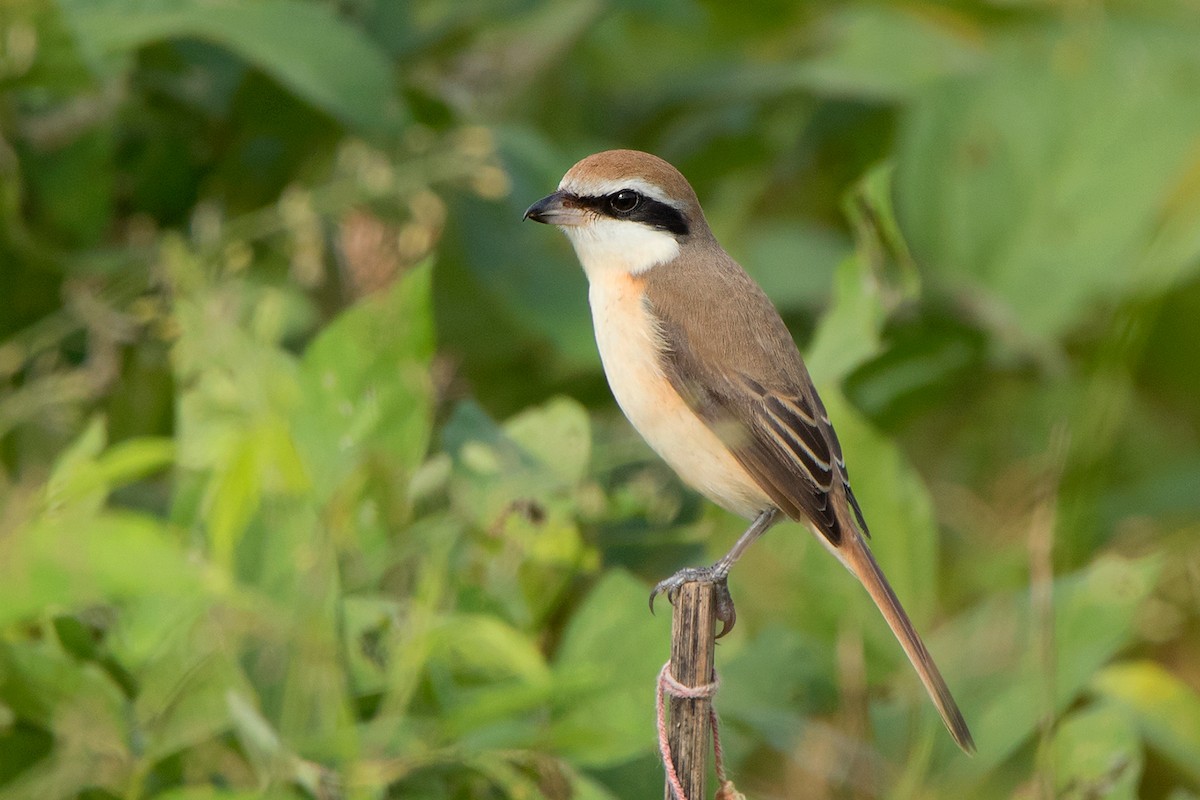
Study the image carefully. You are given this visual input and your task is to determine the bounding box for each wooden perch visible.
[664,580,717,800]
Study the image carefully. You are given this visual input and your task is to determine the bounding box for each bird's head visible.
[524,149,710,278]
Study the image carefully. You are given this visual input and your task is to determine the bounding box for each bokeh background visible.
[2,1,1199,798]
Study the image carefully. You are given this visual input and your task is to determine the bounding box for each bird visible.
[523,149,974,754]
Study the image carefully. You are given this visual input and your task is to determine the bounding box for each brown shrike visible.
[524,149,974,753]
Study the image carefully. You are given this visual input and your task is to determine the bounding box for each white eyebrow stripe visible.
[557,176,679,208]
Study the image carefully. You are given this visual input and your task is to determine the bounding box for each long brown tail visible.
[837,531,976,754]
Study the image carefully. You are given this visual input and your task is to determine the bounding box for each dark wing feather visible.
[640,243,874,545]
[654,313,849,545]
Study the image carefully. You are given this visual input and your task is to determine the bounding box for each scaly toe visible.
[648,567,738,637]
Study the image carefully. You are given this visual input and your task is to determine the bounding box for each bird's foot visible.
[649,566,737,637]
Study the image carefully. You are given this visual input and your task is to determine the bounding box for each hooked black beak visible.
[523,192,583,226]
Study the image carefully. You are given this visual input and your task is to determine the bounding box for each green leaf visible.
[0,638,123,734]
[297,260,435,499]
[442,399,582,525]
[0,724,52,790]
[133,613,251,763]
[797,228,940,621]
[432,614,550,687]
[897,554,1162,789]
[92,436,176,487]
[277,623,359,762]
[805,252,886,381]
[441,399,596,628]
[1092,660,1200,784]
[60,0,400,130]
[0,511,201,627]
[3,0,95,96]
[226,690,295,781]
[561,767,622,800]
[340,594,399,698]
[204,432,262,570]
[895,20,1200,338]
[0,639,128,799]
[792,5,982,102]
[1045,702,1142,800]
[43,416,107,514]
[843,313,987,424]
[551,570,666,767]
[716,624,837,763]
[503,396,592,485]
[45,426,175,516]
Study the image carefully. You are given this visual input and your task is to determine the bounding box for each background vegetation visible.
[2,0,1199,798]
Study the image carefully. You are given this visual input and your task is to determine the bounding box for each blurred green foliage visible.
[1,0,1199,798]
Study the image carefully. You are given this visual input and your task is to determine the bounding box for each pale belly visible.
[587,274,768,519]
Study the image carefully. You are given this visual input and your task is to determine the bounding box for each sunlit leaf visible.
[1092,660,1200,784]
[204,433,261,570]
[43,415,107,513]
[42,423,173,516]
[0,511,201,627]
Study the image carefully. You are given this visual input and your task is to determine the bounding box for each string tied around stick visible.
[656,661,742,800]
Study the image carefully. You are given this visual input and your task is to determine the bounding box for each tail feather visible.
[837,531,976,754]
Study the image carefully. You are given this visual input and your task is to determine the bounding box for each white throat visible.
[562,219,680,280]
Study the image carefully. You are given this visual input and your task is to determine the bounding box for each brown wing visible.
[642,252,867,545]
[654,316,857,544]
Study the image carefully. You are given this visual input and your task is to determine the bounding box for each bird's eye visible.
[608,190,641,214]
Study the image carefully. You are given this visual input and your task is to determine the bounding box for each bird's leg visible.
[649,508,781,637]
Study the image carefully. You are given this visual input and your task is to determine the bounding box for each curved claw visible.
[649,578,678,615]
[713,579,737,638]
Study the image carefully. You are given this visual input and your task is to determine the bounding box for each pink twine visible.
[656,661,732,800]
